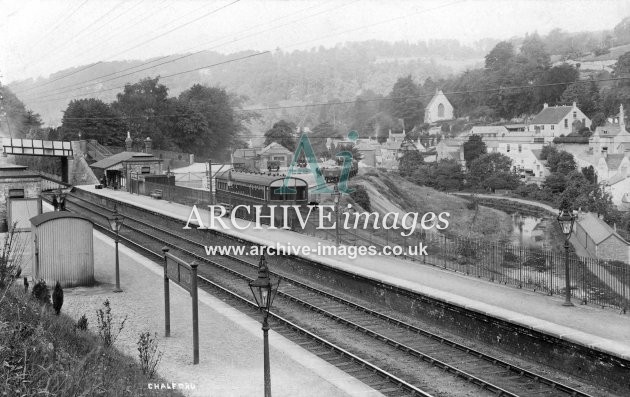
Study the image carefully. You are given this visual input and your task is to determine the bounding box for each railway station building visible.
[89,151,162,191]
[0,163,42,232]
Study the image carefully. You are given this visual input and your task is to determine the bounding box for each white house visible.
[527,102,591,143]
[424,89,454,124]
[590,104,630,155]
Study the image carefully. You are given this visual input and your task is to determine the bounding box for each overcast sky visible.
[1,0,629,83]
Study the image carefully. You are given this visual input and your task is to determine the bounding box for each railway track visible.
[54,193,601,397]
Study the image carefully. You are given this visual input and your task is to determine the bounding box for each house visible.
[595,153,630,181]
[424,89,454,124]
[435,139,465,168]
[574,212,629,262]
[590,104,630,155]
[469,125,509,139]
[89,151,162,191]
[605,173,630,210]
[232,142,294,171]
[527,102,591,143]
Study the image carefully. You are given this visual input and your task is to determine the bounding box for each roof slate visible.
[530,106,572,124]
[577,212,619,245]
[90,152,157,169]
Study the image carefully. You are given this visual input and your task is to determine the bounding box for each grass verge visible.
[0,286,184,397]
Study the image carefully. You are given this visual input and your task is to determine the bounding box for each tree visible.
[544,172,567,193]
[175,84,251,159]
[536,64,579,106]
[61,98,126,144]
[389,75,424,130]
[485,41,515,72]
[112,77,173,150]
[547,150,576,174]
[398,150,424,178]
[463,134,487,165]
[433,159,464,191]
[264,120,296,151]
[560,78,601,117]
[540,145,558,160]
[581,165,597,184]
[468,152,513,189]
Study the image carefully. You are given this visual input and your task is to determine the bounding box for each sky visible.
[1,0,629,83]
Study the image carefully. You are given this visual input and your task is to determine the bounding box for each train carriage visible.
[214,170,309,226]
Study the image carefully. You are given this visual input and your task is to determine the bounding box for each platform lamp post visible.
[333,184,340,246]
[557,207,577,307]
[108,206,125,293]
[248,254,280,397]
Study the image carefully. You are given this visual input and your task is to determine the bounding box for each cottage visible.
[527,102,591,142]
[424,89,454,124]
[574,212,629,262]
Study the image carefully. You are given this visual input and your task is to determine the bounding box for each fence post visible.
[162,247,170,338]
[191,262,199,365]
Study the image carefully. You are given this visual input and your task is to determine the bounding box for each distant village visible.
[231,89,630,211]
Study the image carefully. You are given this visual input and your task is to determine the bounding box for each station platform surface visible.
[60,215,381,396]
[76,185,630,361]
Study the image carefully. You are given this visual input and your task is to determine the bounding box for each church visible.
[424,89,454,124]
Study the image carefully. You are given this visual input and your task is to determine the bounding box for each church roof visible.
[424,89,452,111]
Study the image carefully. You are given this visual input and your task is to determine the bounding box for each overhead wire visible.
[16,0,346,99]
[55,76,630,120]
[19,0,451,104]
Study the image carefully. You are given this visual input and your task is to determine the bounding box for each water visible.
[507,212,555,249]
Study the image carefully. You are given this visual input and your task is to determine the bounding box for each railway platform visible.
[57,213,382,396]
[76,185,630,361]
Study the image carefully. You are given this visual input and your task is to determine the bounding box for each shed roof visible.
[90,152,157,169]
[577,212,619,245]
[30,211,91,227]
[530,106,572,124]
[0,164,41,178]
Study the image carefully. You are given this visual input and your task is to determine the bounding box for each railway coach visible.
[214,170,309,227]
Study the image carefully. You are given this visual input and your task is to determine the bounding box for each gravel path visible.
[60,228,382,397]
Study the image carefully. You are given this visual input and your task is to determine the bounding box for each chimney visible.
[125,131,132,152]
[572,101,577,109]
[620,104,626,132]
[543,103,548,109]
[144,136,152,154]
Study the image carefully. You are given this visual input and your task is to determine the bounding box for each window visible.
[564,119,568,128]
[582,118,585,125]
[518,144,522,153]
[507,144,510,152]
[541,125,545,130]
[438,103,445,118]
[8,189,24,198]
[551,125,554,130]
[273,156,284,161]
[573,111,577,118]
[141,166,151,174]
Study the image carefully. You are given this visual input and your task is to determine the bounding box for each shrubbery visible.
[350,185,372,211]
[31,280,51,305]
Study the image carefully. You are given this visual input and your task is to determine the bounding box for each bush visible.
[350,185,372,212]
[76,314,88,331]
[137,331,163,379]
[523,250,547,271]
[503,251,519,262]
[31,280,51,305]
[52,282,63,315]
[96,299,127,348]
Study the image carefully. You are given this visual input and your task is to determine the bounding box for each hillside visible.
[8,41,486,126]
[349,170,512,240]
